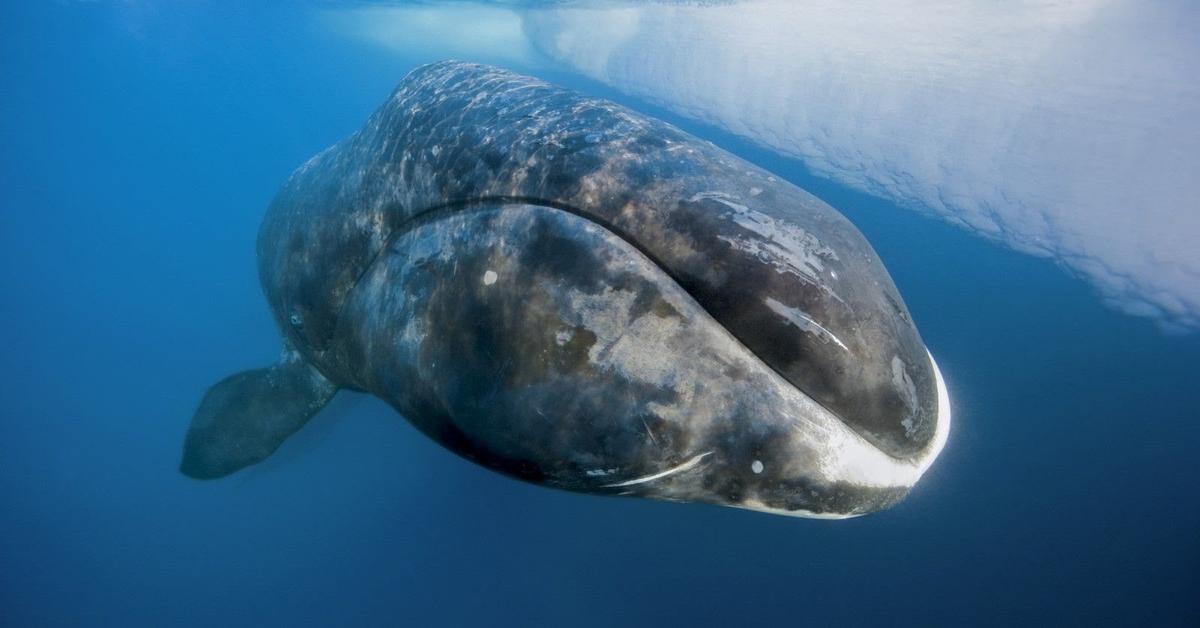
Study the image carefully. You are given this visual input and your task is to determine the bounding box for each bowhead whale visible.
[181,61,950,518]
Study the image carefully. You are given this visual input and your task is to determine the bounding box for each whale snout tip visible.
[704,349,952,520]
[808,348,951,518]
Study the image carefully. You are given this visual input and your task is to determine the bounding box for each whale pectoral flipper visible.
[179,356,337,480]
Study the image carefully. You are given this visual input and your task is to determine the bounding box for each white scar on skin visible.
[603,452,713,487]
[764,297,850,353]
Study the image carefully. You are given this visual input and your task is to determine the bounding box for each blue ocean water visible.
[2,3,1197,627]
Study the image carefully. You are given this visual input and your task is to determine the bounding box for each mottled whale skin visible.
[181,61,950,518]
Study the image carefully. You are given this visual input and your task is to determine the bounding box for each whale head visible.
[334,198,950,519]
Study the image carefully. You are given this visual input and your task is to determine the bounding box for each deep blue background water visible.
[2,4,1198,627]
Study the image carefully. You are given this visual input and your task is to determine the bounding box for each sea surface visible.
[1,3,1197,627]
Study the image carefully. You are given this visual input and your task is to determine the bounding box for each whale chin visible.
[734,351,951,519]
[328,200,948,518]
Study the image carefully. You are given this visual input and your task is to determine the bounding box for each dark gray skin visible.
[181,61,950,518]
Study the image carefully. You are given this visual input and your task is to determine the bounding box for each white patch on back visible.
[763,297,850,353]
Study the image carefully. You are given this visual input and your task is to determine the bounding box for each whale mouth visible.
[372,194,944,454]
[364,195,950,445]
[333,200,950,518]
[391,191,942,463]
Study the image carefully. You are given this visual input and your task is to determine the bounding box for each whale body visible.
[181,61,950,518]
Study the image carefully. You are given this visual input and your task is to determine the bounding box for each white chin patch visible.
[736,349,952,520]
